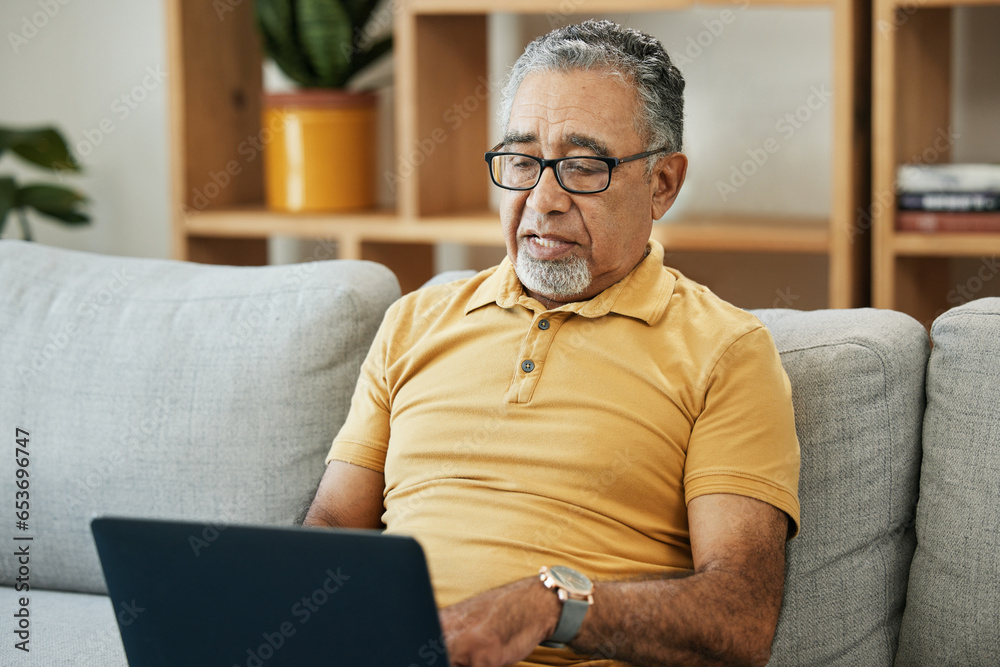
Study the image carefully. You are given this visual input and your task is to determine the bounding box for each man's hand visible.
[441,576,561,667]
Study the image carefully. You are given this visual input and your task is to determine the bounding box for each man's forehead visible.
[502,130,610,156]
[505,69,639,154]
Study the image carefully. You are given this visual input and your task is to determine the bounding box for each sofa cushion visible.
[0,587,126,666]
[0,240,399,595]
[753,308,928,667]
[896,297,1000,665]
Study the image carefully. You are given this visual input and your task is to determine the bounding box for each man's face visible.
[500,68,677,305]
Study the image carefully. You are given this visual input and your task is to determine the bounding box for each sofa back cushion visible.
[896,297,1000,665]
[753,308,928,667]
[0,240,399,595]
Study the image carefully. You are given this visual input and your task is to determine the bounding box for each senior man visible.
[304,19,800,667]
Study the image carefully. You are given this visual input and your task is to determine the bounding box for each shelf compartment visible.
[873,0,1000,318]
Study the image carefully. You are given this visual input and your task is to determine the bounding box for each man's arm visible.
[441,493,787,667]
[302,460,386,530]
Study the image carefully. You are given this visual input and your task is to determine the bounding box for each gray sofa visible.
[1,240,997,666]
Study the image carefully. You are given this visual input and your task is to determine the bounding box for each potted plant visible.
[0,125,89,240]
[255,0,392,212]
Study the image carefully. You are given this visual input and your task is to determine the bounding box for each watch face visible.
[549,566,593,595]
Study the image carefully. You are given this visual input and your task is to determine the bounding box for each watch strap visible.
[541,597,589,648]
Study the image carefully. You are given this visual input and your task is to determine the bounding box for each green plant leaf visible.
[253,0,390,89]
[0,126,80,172]
[343,0,381,30]
[255,0,317,87]
[351,34,392,74]
[297,0,353,88]
[16,183,90,225]
[0,176,15,237]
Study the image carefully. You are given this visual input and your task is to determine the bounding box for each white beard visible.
[515,252,592,301]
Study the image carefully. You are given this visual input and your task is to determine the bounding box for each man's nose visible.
[526,165,572,214]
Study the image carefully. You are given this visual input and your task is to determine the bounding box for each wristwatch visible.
[538,565,594,648]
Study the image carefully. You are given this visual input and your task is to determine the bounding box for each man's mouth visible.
[524,235,575,260]
[533,236,568,249]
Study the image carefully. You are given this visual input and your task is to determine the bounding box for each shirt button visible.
[521,360,535,373]
[538,319,550,330]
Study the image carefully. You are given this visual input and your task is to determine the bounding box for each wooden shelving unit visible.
[872,0,1000,324]
[166,0,870,302]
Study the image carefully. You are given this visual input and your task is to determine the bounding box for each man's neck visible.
[525,290,570,310]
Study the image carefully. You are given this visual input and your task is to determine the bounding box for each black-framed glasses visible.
[484,143,669,194]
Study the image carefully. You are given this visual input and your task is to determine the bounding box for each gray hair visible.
[499,20,685,158]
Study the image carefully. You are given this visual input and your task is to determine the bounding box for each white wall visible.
[0,0,169,257]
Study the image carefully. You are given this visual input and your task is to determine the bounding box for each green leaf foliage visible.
[16,184,90,224]
[256,0,314,86]
[0,126,80,172]
[0,176,15,236]
[254,0,392,89]
[342,0,380,27]
[351,35,391,75]
[298,0,353,87]
[0,126,89,238]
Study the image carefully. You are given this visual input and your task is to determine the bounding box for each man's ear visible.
[650,152,688,220]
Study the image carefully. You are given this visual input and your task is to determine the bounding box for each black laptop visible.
[91,517,448,666]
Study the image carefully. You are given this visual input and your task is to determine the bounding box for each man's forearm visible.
[440,496,789,667]
[570,566,783,666]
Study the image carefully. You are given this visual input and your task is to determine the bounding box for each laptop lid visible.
[91,517,448,667]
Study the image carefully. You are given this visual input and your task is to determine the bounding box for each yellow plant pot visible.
[263,90,377,212]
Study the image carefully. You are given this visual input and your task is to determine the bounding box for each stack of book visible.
[896,164,1000,233]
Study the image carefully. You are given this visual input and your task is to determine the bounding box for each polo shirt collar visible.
[465,239,675,325]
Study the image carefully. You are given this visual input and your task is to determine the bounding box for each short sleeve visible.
[324,307,394,472]
[684,325,801,537]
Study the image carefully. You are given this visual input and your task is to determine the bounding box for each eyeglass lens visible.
[490,155,610,193]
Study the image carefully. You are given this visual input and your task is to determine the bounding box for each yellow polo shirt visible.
[327,239,800,638]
